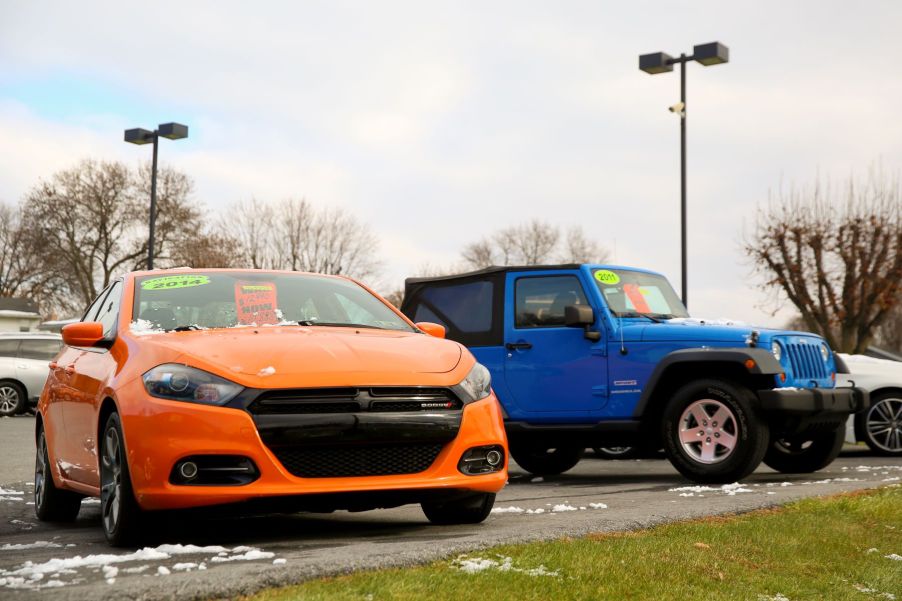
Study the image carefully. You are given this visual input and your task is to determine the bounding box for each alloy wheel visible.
[866,397,902,453]
[678,399,739,464]
[101,426,123,535]
[0,386,19,413]
[35,432,48,510]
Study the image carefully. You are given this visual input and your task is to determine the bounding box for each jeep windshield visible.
[132,272,415,332]
[591,269,689,319]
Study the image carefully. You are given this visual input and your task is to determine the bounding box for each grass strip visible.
[243,486,902,601]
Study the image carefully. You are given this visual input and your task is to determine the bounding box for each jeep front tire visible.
[662,379,769,484]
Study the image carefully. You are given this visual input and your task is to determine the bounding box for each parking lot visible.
[2,414,899,600]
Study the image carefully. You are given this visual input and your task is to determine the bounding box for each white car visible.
[0,332,63,416]
[839,354,902,456]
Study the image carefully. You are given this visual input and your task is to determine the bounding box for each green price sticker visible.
[141,275,211,291]
[594,270,620,285]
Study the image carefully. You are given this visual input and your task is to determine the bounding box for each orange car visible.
[34,269,507,545]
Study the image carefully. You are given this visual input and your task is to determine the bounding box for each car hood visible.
[130,326,464,388]
[629,319,782,344]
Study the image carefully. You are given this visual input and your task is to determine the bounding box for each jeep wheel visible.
[34,426,82,522]
[0,382,26,416]
[763,425,845,473]
[509,443,583,475]
[855,393,902,456]
[662,379,769,484]
[422,493,495,525]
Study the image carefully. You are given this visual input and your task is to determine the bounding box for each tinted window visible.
[515,276,588,328]
[96,281,123,338]
[420,281,493,333]
[0,339,19,357]
[18,339,63,361]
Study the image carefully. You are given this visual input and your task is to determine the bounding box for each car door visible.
[502,271,608,415]
[16,338,63,404]
[63,282,121,486]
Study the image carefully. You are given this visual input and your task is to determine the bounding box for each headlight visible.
[453,362,492,403]
[143,364,244,406]
[820,344,829,362]
[771,341,782,362]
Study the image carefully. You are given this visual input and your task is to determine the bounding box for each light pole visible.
[639,42,729,309]
[124,123,189,270]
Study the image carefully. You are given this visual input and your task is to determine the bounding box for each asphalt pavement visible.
[1,414,900,600]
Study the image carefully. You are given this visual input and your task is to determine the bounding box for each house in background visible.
[0,298,42,332]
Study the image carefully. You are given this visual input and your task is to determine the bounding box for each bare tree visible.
[462,221,607,268]
[224,198,381,279]
[22,159,202,310]
[169,230,241,269]
[0,202,67,313]
[745,169,902,353]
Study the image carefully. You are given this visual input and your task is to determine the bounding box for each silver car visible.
[0,333,63,416]
[839,353,902,456]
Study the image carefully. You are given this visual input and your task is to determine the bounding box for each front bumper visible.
[757,386,869,416]
[119,383,508,511]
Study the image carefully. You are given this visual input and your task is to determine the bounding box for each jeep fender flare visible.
[632,347,783,418]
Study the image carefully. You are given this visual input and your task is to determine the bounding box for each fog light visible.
[458,445,505,475]
[178,461,198,480]
[485,449,503,466]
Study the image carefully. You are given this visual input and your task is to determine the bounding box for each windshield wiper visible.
[171,324,203,332]
[306,322,386,330]
[618,312,663,323]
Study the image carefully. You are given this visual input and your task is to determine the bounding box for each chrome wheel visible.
[0,385,20,414]
[678,399,738,464]
[35,432,48,510]
[866,397,902,453]
[101,426,122,536]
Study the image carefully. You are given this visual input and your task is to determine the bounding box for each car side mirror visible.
[416,322,446,339]
[62,322,105,347]
[564,305,601,342]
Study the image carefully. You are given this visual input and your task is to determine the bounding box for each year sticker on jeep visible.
[594,270,620,285]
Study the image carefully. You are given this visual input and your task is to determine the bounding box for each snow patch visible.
[130,319,165,335]
[1,541,63,551]
[670,483,753,496]
[885,554,902,561]
[667,317,747,326]
[589,502,608,509]
[551,504,578,512]
[257,366,276,376]
[452,555,560,578]
[491,506,525,514]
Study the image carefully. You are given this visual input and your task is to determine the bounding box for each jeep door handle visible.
[505,342,533,350]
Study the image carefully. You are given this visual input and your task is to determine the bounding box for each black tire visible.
[592,446,641,460]
[662,379,769,484]
[763,425,845,473]
[0,381,26,416]
[34,425,82,522]
[422,492,495,525]
[855,392,902,457]
[509,443,583,475]
[100,412,145,546]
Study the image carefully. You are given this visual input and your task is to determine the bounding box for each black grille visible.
[248,387,461,415]
[786,343,828,380]
[272,443,444,478]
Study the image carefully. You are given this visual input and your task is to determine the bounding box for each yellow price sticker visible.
[594,270,620,285]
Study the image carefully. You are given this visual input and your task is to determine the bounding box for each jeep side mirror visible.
[564,305,601,342]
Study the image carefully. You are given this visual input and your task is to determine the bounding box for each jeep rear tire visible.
[763,425,845,473]
[662,379,769,484]
[509,443,583,475]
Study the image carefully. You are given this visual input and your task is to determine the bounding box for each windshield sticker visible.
[141,275,210,291]
[235,282,279,325]
[594,270,620,285]
[623,284,651,313]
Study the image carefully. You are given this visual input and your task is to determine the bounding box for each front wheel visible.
[509,443,583,475]
[763,425,845,473]
[662,379,769,484]
[855,393,902,456]
[0,382,26,416]
[422,493,495,525]
[100,412,145,546]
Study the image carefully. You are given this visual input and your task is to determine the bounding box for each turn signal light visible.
[744,359,756,370]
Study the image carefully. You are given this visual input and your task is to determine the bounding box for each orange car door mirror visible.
[416,322,446,339]
[62,322,105,347]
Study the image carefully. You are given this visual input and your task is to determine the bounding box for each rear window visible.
[402,275,502,347]
[0,339,19,357]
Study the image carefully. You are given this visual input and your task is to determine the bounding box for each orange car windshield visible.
[132,272,413,332]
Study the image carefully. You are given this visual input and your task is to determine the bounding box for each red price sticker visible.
[623,284,651,313]
[235,282,279,325]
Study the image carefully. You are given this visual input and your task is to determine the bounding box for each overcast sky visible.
[2,1,901,325]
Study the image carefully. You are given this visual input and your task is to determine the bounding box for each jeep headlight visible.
[143,364,244,406]
[453,362,492,403]
[771,341,782,362]
[820,344,829,362]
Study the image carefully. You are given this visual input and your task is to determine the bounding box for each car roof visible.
[403,263,662,285]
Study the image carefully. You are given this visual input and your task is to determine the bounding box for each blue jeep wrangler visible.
[401,264,869,483]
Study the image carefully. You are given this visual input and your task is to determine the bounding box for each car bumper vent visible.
[272,443,444,478]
